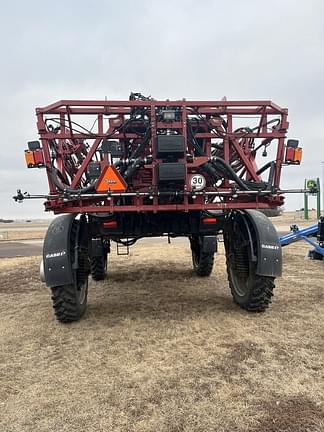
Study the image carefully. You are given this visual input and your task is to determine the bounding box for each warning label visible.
[96,165,127,193]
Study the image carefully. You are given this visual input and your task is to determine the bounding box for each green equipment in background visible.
[304,178,321,220]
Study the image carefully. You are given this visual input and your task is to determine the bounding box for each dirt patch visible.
[222,340,265,363]
[251,396,324,432]
[0,256,41,293]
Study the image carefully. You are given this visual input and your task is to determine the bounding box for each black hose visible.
[50,168,96,194]
[211,157,250,191]
[202,161,221,181]
[124,158,144,179]
[129,128,151,160]
[187,120,205,156]
[202,157,268,192]
[243,180,268,191]
[255,161,276,189]
[256,161,273,176]
[266,162,276,189]
[114,160,124,169]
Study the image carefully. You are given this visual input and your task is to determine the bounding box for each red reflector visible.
[202,217,217,224]
[103,221,117,229]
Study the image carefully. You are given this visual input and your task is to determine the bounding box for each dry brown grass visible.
[0,240,323,432]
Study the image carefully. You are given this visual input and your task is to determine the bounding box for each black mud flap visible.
[43,214,76,287]
[244,210,282,277]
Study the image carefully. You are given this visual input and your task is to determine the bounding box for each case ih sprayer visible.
[15,93,304,322]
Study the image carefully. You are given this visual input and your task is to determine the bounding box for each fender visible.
[43,214,76,287]
[243,210,282,277]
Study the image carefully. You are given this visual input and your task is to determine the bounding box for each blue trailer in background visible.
[279,217,324,260]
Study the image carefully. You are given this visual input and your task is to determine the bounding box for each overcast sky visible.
[0,0,323,218]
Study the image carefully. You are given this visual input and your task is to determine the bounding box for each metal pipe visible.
[14,188,318,202]
[279,224,318,246]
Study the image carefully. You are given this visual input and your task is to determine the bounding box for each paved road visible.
[0,241,43,258]
[0,226,48,232]
[0,238,183,258]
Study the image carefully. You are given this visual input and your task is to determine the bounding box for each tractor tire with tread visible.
[224,211,276,312]
[226,258,275,311]
[50,219,89,323]
[90,255,107,281]
[191,239,215,277]
[51,283,87,322]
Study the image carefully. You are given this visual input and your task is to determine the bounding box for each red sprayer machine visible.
[15,93,304,322]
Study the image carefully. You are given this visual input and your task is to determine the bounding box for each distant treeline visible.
[0,218,14,223]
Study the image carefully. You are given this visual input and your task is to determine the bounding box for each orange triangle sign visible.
[96,165,127,193]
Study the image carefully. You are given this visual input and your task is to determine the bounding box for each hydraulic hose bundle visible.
[202,157,268,192]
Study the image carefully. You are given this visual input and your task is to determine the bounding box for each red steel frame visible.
[35,99,289,214]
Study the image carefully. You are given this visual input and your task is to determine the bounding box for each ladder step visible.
[117,241,129,256]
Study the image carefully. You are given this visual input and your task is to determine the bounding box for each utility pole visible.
[322,162,324,216]
[304,179,308,220]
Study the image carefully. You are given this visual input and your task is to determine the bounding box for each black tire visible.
[191,238,214,277]
[90,255,107,281]
[226,260,275,311]
[309,250,323,261]
[50,219,89,323]
[51,283,87,323]
[225,215,275,312]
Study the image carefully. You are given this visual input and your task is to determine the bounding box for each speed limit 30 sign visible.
[190,174,206,191]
